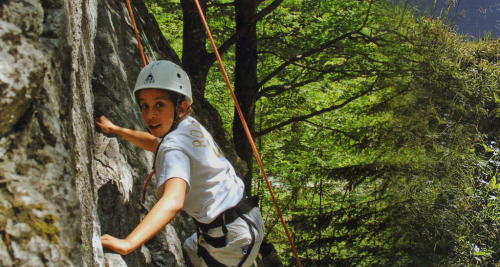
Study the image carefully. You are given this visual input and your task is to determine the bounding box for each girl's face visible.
[138,89,175,137]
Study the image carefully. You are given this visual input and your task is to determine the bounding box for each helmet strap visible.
[153,95,182,170]
[162,94,182,137]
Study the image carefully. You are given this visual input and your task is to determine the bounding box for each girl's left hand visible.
[101,234,132,255]
[95,116,117,134]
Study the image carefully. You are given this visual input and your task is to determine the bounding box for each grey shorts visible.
[184,207,264,267]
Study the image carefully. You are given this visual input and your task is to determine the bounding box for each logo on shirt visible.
[190,121,222,158]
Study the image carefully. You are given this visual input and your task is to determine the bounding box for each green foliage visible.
[256,5,500,267]
[144,0,183,55]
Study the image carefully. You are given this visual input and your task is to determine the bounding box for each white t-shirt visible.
[155,116,245,224]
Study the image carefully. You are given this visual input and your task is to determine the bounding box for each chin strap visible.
[164,94,183,136]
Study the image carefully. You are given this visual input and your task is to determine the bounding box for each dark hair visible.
[135,89,193,117]
[166,91,193,118]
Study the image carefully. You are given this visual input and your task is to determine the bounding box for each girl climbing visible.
[96,60,264,267]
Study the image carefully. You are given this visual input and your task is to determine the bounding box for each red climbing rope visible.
[125,0,147,67]
[142,169,156,203]
[124,0,155,205]
[192,1,303,266]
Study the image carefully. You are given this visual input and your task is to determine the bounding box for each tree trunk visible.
[180,0,211,96]
[233,0,259,196]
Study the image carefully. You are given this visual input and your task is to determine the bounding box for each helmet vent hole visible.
[180,86,183,89]
[177,73,181,78]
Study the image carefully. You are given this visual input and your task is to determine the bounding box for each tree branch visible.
[213,33,237,57]
[207,1,235,7]
[257,1,376,88]
[256,77,380,137]
[254,0,285,22]
[205,0,284,64]
[257,31,357,88]
[303,120,360,141]
[257,73,327,99]
[258,50,288,61]
[360,0,374,29]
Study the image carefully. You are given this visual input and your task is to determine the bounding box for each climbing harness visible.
[194,196,259,267]
[125,0,303,266]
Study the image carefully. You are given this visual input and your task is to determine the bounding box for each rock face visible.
[0,0,281,266]
[0,0,81,266]
[0,0,246,266]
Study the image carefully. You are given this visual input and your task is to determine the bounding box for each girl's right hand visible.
[95,116,117,134]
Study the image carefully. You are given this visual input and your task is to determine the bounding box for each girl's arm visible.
[95,116,159,152]
[101,177,188,255]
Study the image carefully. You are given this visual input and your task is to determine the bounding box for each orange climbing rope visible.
[125,0,147,67]
[125,0,302,266]
[124,0,153,205]
[192,1,303,266]
[141,169,156,203]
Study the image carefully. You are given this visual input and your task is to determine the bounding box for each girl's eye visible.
[140,104,148,110]
[155,102,164,108]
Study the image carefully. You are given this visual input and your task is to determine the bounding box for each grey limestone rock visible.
[0,236,13,267]
[0,19,46,137]
[105,253,128,267]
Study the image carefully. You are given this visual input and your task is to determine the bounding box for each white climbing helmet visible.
[133,60,193,105]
